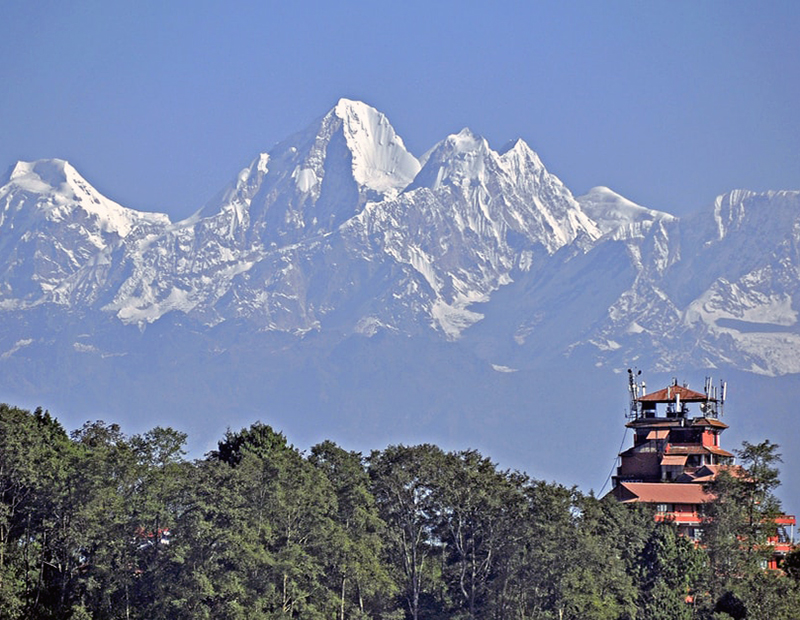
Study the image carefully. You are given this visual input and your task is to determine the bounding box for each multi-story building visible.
[609,372,795,567]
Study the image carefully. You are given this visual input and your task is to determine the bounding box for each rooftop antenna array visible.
[627,368,644,419]
[701,376,727,417]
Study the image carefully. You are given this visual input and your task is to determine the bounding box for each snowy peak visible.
[4,103,800,379]
[1,158,170,237]
[413,131,554,202]
[332,98,421,194]
[577,186,676,238]
[412,128,491,191]
[705,189,800,242]
[711,189,755,240]
[199,99,420,245]
[414,132,546,187]
[434,127,486,155]
[6,159,98,200]
[289,97,420,200]
[407,130,599,252]
[9,158,73,189]
[497,138,545,173]
[339,130,602,339]
[683,189,800,251]
[0,159,171,308]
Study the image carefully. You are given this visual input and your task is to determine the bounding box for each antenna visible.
[627,368,642,418]
[704,376,716,417]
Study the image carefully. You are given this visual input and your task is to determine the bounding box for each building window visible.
[656,503,669,513]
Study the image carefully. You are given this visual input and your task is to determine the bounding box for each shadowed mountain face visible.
[1,99,799,510]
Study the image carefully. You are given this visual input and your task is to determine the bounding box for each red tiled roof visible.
[666,445,733,457]
[638,385,712,403]
[707,445,734,456]
[661,455,688,466]
[646,430,669,440]
[615,482,714,504]
[691,417,729,429]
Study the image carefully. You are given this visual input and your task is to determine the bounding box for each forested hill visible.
[1,404,799,619]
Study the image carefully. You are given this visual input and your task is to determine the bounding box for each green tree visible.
[156,457,252,619]
[637,523,706,620]
[557,494,639,620]
[68,420,140,618]
[369,445,447,620]
[784,548,800,581]
[478,480,638,620]
[309,440,394,619]
[0,405,72,618]
[734,440,783,553]
[728,571,800,619]
[433,450,524,620]
[704,440,784,602]
[207,423,339,618]
[126,427,190,615]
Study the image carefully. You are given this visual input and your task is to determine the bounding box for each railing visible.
[654,511,704,525]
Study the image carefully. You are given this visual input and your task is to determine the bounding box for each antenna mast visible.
[627,368,642,419]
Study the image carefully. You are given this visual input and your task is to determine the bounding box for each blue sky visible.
[2,0,798,219]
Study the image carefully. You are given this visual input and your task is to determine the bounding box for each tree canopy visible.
[1,404,798,619]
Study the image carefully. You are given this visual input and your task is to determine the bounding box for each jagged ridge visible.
[1,102,799,375]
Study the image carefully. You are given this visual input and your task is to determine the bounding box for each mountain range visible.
[1,99,798,510]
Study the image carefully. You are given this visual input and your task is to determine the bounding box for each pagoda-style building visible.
[608,372,795,567]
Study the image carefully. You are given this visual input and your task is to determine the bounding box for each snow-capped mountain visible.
[576,186,675,240]
[3,98,800,514]
[25,100,601,339]
[343,130,600,337]
[199,98,421,244]
[671,190,800,374]
[97,99,423,328]
[1,99,799,377]
[540,187,800,376]
[0,159,169,309]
